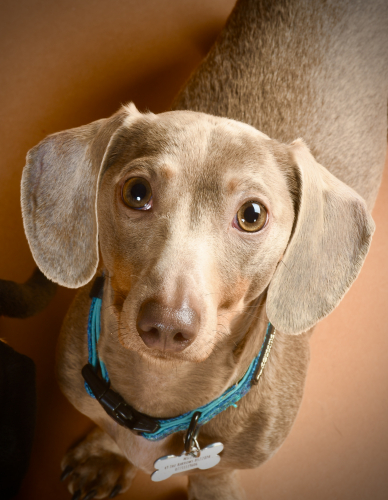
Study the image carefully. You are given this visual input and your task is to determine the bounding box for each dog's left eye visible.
[235,201,267,232]
[122,177,152,210]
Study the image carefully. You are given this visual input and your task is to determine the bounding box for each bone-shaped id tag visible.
[151,442,224,482]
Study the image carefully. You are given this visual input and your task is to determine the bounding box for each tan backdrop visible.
[0,1,387,499]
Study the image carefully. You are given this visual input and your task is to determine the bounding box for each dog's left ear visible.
[266,139,375,334]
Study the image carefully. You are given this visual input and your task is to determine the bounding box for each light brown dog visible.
[20,0,387,498]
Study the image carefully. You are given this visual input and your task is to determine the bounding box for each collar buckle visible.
[82,363,160,434]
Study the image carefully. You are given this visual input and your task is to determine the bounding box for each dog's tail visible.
[0,267,57,318]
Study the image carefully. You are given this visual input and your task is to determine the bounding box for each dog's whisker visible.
[216,323,229,335]
[279,259,290,272]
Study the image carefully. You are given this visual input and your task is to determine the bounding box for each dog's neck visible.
[98,281,269,420]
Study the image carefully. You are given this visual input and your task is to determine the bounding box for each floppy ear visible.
[21,103,141,288]
[266,139,375,334]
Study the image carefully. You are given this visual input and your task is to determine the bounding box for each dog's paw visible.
[60,428,136,499]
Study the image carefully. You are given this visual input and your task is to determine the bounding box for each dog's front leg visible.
[60,426,136,499]
[188,469,246,500]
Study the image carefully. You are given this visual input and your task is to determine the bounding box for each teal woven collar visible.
[83,277,276,441]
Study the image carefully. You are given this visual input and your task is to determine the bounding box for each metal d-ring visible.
[184,411,202,455]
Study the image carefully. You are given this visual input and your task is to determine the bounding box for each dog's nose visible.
[136,300,199,352]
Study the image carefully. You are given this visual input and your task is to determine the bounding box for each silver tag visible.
[151,442,224,482]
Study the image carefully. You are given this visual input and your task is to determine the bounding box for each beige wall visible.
[0,1,387,499]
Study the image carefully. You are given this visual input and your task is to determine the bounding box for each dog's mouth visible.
[107,304,219,364]
[106,281,213,361]
[106,276,261,364]
[116,321,216,364]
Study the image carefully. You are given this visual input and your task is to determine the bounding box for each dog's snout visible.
[136,300,199,352]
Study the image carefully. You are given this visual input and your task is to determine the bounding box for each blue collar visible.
[83,277,276,441]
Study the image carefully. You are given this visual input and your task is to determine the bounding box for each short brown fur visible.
[21,0,387,498]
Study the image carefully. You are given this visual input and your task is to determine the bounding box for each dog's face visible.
[21,104,374,361]
[97,111,294,361]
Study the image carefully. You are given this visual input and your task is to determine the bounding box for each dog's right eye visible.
[122,177,152,210]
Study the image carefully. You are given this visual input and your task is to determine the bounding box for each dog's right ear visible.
[21,103,141,288]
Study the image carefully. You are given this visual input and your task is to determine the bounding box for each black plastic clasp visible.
[184,411,202,454]
[82,364,160,434]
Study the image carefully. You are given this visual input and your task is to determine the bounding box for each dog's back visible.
[174,0,388,209]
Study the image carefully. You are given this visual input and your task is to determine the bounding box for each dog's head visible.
[21,104,374,361]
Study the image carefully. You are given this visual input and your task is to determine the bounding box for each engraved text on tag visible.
[151,442,224,482]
